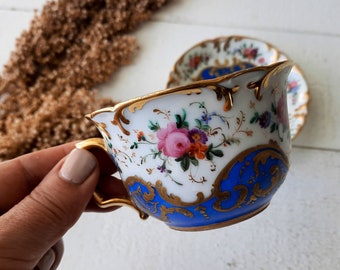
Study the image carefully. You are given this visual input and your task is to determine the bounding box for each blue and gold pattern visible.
[199,62,256,80]
[126,141,289,231]
[83,60,293,231]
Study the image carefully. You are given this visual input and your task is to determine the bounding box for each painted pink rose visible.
[157,122,190,158]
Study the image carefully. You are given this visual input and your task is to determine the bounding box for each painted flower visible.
[137,131,145,141]
[259,111,271,128]
[189,55,202,69]
[258,57,265,64]
[201,113,212,124]
[243,48,258,59]
[157,122,191,158]
[188,142,208,160]
[189,54,209,70]
[188,128,208,144]
[157,165,167,173]
[288,80,299,94]
[277,94,289,129]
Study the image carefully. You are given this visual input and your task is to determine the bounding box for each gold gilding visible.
[160,205,194,222]
[78,140,288,230]
[170,202,270,231]
[89,61,293,137]
[76,137,107,152]
[124,141,289,226]
[213,185,248,213]
[76,138,149,220]
[155,180,206,206]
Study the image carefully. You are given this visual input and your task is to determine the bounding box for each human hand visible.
[0,142,124,269]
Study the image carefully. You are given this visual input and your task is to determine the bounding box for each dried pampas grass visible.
[0,0,171,160]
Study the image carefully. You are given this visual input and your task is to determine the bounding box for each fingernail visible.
[59,148,97,184]
[36,249,55,270]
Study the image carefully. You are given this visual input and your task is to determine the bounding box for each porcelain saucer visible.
[167,36,310,140]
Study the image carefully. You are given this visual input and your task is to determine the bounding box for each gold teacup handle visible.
[76,138,148,220]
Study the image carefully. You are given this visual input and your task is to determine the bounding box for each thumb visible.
[0,148,99,267]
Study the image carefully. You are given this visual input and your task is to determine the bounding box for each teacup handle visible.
[76,138,148,220]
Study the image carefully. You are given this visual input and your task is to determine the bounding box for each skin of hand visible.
[0,142,126,269]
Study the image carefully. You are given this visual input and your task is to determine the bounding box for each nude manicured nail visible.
[59,148,97,184]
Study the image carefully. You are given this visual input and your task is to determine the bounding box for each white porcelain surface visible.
[0,0,339,269]
[92,63,291,201]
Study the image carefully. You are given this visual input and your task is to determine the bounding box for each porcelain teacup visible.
[77,61,293,231]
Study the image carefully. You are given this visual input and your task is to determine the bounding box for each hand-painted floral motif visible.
[130,102,250,185]
[87,60,293,230]
[236,43,260,60]
[181,53,210,78]
[157,122,191,158]
[256,111,271,129]
[287,78,301,106]
[250,93,290,141]
[189,53,210,70]
[288,79,300,94]
[231,43,265,64]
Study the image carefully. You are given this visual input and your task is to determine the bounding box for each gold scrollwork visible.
[124,141,289,215]
[159,205,194,222]
[155,180,206,206]
[126,176,156,202]
[170,203,270,232]
[195,205,210,220]
[126,177,195,221]
[247,80,263,100]
[92,121,111,140]
[252,165,286,198]
[206,84,238,112]
[212,141,289,210]
[252,147,289,178]
[111,111,130,135]
[213,185,248,212]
